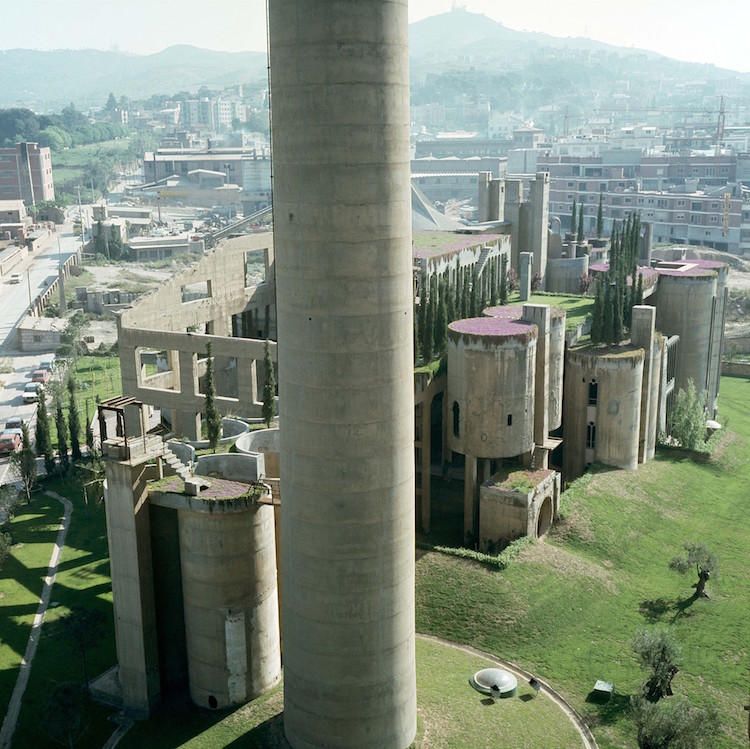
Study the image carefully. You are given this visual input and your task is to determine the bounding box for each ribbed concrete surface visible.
[269,2,416,747]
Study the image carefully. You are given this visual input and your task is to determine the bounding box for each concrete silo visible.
[447,316,537,535]
[563,346,645,481]
[268,2,416,748]
[653,261,727,415]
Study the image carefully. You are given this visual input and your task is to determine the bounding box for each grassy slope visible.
[417,376,750,748]
[120,638,583,749]
[7,477,116,748]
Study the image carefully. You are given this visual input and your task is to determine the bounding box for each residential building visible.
[0,142,55,205]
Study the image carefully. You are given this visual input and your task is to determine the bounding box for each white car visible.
[9,273,22,283]
[22,382,41,403]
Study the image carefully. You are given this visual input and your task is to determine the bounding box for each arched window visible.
[453,401,460,437]
[586,422,596,449]
[588,379,598,406]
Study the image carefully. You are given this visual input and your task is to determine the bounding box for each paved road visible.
[0,225,82,355]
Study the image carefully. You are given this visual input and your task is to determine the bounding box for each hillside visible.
[0,46,268,110]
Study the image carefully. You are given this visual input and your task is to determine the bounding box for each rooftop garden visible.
[147,474,266,502]
[412,230,504,259]
[490,468,556,494]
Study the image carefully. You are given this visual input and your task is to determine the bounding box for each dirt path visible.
[0,491,72,749]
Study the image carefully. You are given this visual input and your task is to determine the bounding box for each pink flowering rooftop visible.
[483,304,566,321]
[448,316,537,343]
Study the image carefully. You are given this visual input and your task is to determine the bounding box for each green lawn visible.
[45,355,121,446]
[119,637,584,749]
[2,477,116,748]
[416,375,750,748]
[509,291,594,330]
[51,139,131,186]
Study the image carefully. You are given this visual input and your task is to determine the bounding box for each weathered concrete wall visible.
[479,470,560,549]
[546,255,588,294]
[269,2,416,746]
[178,505,281,709]
[103,459,162,717]
[548,312,566,430]
[563,346,644,482]
[235,427,280,478]
[447,319,536,459]
[653,273,716,401]
[195,452,265,483]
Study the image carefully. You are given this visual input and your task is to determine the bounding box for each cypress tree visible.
[591,278,604,345]
[500,255,508,305]
[55,400,69,475]
[636,271,644,306]
[417,279,428,359]
[462,267,470,318]
[434,279,448,355]
[596,193,604,239]
[261,339,276,429]
[469,267,479,317]
[67,376,82,462]
[570,198,577,236]
[612,286,623,344]
[577,203,584,244]
[424,280,435,361]
[35,388,54,475]
[446,275,456,324]
[205,341,222,448]
[454,262,461,319]
[603,283,614,345]
[489,257,498,306]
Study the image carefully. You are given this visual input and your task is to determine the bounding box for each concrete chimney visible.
[269,2,417,747]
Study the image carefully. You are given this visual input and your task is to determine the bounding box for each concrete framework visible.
[117,233,276,438]
[269,2,417,747]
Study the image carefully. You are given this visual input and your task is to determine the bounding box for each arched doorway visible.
[536,496,553,537]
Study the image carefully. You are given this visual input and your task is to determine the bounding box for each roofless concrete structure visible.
[269,2,417,748]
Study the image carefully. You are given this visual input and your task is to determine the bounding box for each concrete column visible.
[269,2,416,747]
[529,172,549,288]
[103,460,161,717]
[504,179,522,271]
[464,453,477,541]
[631,305,657,463]
[420,394,432,534]
[478,171,492,223]
[523,304,550,446]
[520,252,534,301]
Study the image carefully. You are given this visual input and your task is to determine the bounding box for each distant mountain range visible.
[0,46,268,110]
[1,9,747,112]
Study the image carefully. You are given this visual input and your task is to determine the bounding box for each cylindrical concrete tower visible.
[563,346,644,481]
[178,504,281,709]
[654,270,717,397]
[269,3,416,748]
[483,303,566,430]
[447,316,537,458]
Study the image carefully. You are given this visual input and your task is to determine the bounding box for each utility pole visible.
[26,269,33,311]
[77,185,85,251]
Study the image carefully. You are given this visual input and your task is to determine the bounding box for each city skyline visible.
[1,0,747,74]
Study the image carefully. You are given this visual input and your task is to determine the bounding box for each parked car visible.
[9,273,22,284]
[23,383,41,403]
[31,369,51,384]
[4,417,24,431]
[39,359,54,372]
[0,432,20,456]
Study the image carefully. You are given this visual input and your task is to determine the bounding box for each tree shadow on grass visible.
[638,597,672,622]
[639,594,700,624]
[670,593,701,624]
[584,692,630,726]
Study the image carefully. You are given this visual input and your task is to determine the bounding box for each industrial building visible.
[99,3,729,747]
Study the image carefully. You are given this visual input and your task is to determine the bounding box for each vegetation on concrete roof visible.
[412,230,503,258]
[148,474,265,502]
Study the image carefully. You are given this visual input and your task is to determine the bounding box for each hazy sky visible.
[1,0,747,73]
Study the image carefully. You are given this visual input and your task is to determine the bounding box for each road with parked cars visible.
[0,218,82,483]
